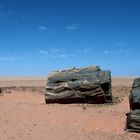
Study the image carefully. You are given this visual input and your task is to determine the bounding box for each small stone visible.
[82,106,86,110]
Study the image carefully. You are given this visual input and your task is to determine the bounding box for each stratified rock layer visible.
[45,66,112,104]
[126,78,140,132]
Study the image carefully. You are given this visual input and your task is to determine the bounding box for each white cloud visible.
[118,48,130,54]
[39,48,93,60]
[119,49,123,53]
[103,48,130,56]
[39,50,49,55]
[59,54,69,58]
[39,49,74,59]
[38,26,48,31]
[65,25,77,32]
[38,26,56,34]
[0,56,24,61]
[58,54,74,58]
[83,49,91,54]
[76,48,92,54]
[104,50,111,55]
[39,47,90,60]
[39,49,58,58]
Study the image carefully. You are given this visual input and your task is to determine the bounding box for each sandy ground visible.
[0,77,140,140]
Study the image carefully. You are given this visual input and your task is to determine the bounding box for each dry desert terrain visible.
[0,77,140,140]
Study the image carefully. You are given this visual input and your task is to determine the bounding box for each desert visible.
[1,0,140,139]
[0,77,140,140]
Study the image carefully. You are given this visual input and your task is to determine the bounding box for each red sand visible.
[0,77,140,140]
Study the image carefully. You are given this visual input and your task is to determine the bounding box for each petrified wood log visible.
[129,78,140,110]
[0,88,2,95]
[125,110,140,132]
[125,78,140,132]
[45,66,112,104]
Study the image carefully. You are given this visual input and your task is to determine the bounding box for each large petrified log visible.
[45,66,112,104]
[125,78,140,132]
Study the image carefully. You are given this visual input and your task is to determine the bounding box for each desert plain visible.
[0,77,140,140]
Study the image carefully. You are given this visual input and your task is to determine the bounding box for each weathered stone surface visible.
[45,66,112,104]
[126,78,140,132]
[0,88,2,96]
[129,78,140,110]
[125,110,140,132]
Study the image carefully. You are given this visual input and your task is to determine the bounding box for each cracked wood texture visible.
[45,66,112,104]
[126,78,140,132]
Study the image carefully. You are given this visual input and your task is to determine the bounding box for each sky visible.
[0,0,140,76]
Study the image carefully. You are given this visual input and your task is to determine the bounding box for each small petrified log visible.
[125,110,140,132]
[125,78,140,132]
[129,78,140,110]
[45,66,112,104]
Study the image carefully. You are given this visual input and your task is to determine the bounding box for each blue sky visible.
[0,0,140,76]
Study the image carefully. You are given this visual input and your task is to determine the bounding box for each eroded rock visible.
[45,66,112,104]
[129,78,140,110]
[0,88,2,96]
[126,78,140,132]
